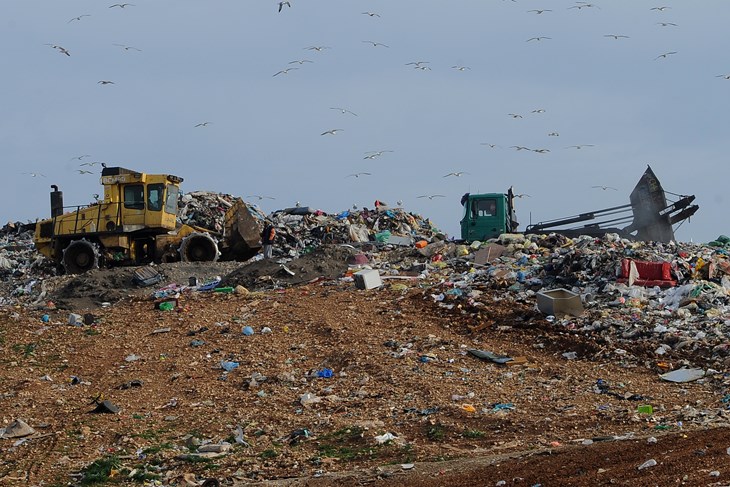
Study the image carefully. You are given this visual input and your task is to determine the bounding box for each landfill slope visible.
[4,207,730,485]
[2,280,730,486]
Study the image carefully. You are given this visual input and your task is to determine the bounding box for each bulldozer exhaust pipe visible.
[50,185,63,218]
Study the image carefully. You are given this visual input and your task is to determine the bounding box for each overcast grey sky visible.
[3,1,728,243]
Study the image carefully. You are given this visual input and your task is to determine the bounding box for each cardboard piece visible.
[474,244,506,265]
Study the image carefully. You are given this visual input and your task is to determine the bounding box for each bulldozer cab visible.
[100,167,180,232]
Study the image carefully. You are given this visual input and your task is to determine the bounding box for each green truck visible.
[460,166,698,244]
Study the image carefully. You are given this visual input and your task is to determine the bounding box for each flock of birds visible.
[19,1,726,223]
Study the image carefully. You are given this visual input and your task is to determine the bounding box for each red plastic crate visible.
[618,258,676,287]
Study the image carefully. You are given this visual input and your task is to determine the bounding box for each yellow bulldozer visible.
[33,166,263,274]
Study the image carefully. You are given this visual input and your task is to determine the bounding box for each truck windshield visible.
[472,198,497,218]
[147,184,164,211]
[165,185,179,214]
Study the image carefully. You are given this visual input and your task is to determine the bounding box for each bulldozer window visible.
[472,198,497,218]
[124,184,145,210]
[147,184,163,211]
[165,185,179,214]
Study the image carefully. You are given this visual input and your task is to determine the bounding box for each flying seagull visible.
[109,3,135,8]
[362,40,389,48]
[346,172,372,178]
[548,132,560,136]
[22,172,45,177]
[77,169,94,175]
[273,67,298,76]
[592,185,617,191]
[71,155,91,161]
[68,14,91,23]
[194,122,211,127]
[526,37,551,42]
[514,193,531,198]
[510,145,531,151]
[361,12,380,17]
[46,44,70,56]
[305,46,330,52]
[79,161,102,167]
[278,1,291,12]
[97,80,115,85]
[508,113,523,118]
[528,9,552,14]
[716,74,730,80]
[568,2,600,9]
[443,172,469,178]
[566,144,595,149]
[417,194,446,200]
[656,22,678,27]
[321,129,343,136]
[405,61,429,67]
[480,143,500,148]
[247,194,276,200]
[414,65,432,71]
[288,59,313,65]
[650,6,671,11]
[452,65,471,71]
[113,44,142,51]
[604,34,630,39]
[532,148,551,154]
[655,51,677,60]
[330,107,357,116]
[363,150,393,159]
[532,109,546,113]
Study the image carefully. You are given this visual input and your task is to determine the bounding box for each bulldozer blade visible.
[629,165,675,243]
[222,198,262,261]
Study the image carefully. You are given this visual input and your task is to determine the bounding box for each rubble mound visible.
[221,244,356,290]
[53,267,139,307]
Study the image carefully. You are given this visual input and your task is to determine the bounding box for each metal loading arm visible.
[525,203,633,234]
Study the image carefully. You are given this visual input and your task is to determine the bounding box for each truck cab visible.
[460,190,518,241]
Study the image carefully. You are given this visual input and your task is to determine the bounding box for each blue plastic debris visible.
[220,361,239,372]
[491,403,515,413]
[317,368,333,378]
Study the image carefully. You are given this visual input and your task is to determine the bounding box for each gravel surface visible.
[2,275,730,485]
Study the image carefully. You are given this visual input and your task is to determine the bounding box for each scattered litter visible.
[467,349,513,364]
[375,432,397,444]
[660,368,705,383]
[0,419,35,439]
[637,459,657,470]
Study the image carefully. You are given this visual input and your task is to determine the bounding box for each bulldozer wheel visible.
[62,240,99,274]
[180,233,219,262]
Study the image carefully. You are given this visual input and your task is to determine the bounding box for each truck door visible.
[121,183,146,231]
[462,196,504,241]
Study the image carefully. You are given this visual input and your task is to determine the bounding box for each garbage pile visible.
[177,191,266,232]
[404,233,730,369]
[265,204,444,259]
[0,222,56,306]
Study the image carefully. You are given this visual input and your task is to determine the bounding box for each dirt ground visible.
[2,247,730,486]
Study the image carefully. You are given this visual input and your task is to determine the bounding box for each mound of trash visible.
[221,245,356,291]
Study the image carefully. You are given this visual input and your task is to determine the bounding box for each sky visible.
[2,1,729,243]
